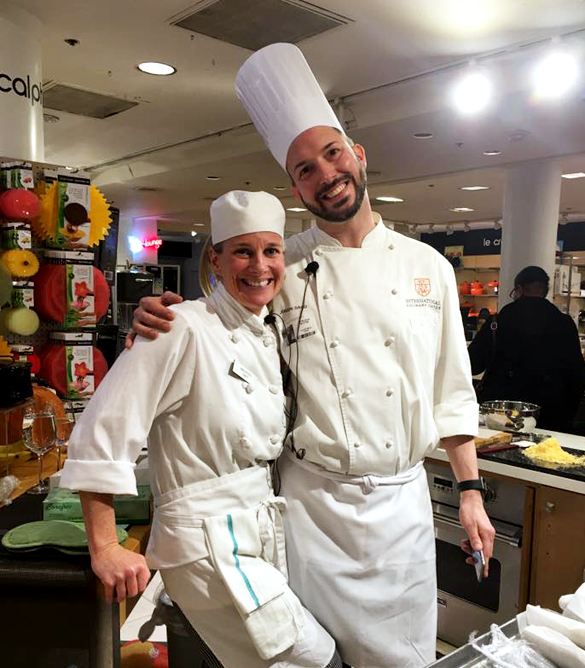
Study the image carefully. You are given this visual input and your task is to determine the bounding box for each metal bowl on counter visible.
[480,400,541,433]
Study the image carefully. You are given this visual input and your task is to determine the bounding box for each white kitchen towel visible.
[203,505,305,659]
[519,605,585,649]
[521,625,585,668]
[561,583,585,623]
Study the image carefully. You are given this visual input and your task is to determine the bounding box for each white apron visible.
[279,450,437,668]
[152,465,306,660]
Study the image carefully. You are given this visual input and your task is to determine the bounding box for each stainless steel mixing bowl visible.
[479,400,541,433]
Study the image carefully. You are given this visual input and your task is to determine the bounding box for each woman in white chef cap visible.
[60,191,340,668]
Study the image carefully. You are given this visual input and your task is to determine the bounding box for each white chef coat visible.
[60,283,339,666]
[61,281,286,554]
[272,215,478,668]
[275,213,478,475]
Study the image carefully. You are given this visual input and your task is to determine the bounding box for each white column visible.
[499,159,561,309]
[0,4,44,161]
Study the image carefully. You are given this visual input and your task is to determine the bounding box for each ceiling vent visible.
[43,83,139,119]
[170,0,350,51]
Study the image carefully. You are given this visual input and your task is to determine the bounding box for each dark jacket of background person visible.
[468,296,585,433]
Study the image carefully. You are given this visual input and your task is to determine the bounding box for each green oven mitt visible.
[2,520,127,555]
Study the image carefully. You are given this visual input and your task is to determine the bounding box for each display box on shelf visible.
[43,485,151,524]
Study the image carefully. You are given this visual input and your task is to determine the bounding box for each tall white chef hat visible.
[210,190,285,245]
[235,42,344,171]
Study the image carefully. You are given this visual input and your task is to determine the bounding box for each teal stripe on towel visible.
[227,514,260,609]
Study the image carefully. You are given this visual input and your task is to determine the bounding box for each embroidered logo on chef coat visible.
[414,278,431,297]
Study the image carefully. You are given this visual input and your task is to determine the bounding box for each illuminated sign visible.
[128,236,163,253]
[142,238,163,249]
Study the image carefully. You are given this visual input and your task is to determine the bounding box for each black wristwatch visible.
[457,478,485,494]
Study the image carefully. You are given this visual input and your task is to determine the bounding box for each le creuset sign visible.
[0,69,42,106]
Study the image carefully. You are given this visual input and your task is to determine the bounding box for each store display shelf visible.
[459,294,498,298]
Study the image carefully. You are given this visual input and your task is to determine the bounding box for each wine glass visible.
[22,408,56,494]
[54,414,75,471]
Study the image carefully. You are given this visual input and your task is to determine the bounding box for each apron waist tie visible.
[283,447,424,495]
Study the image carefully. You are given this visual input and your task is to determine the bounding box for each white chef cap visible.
[235,42,344,171]
[210,190,285,245]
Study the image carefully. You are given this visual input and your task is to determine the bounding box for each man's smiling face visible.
[286,126,367,224]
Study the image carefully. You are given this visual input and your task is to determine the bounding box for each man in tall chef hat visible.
[234,43,495,668]
[132,44,495,668]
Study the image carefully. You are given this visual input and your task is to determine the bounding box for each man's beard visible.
[301,167,367,224]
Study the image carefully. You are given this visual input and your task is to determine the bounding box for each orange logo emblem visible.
[414,278,431,297]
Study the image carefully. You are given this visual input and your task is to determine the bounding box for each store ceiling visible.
[17,0,585,235]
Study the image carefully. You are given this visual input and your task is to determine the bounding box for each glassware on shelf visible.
[54,414,75,471]
[22,407,56,495]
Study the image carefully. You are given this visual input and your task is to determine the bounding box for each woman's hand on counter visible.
[91,543,151,604]
[459,491,495,578]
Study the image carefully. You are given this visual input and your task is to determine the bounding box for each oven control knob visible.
[483,481,496,503]
[545,501,556,513]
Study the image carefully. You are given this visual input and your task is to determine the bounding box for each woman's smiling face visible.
[209,231,285,315]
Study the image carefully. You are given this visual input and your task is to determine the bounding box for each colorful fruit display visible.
[1,249,39,278]
[0,306,40,336]
[33,264,110,325]
[0,188,41,220]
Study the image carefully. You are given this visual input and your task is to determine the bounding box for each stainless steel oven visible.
[425,460,525,647]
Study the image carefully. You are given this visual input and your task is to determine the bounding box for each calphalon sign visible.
[0,70,42,106]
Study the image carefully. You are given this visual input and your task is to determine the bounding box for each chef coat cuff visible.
[435,403,479,440]
[59,459,138,496]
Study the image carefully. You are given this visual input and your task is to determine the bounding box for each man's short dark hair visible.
[514,265,549,293]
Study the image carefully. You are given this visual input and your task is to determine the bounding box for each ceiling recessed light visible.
[449,207,475,213]
[206,175,221,181]
[561,172,585,179]
[376,196,404,203]
[193,223,205,227]
[459,186,490,191]
[412,132,434,139]
[273,186,287,191]
[287,207,307,212]
[483,150,502,156]
[137,62,176,76]
[43,113,60,123]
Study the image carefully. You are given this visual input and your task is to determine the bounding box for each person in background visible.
[469,265,585,433]
[130,44,495,668]
[60,191,340,668]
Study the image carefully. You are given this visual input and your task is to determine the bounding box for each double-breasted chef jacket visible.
[274,213,479,472]
[60,283,338,665]
[272,213,479,668]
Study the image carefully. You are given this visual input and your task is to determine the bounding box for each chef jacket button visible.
[242,382,254,394]
[388,244,395,250]
[240,437,252,449]
[330,339,340,348]
[341,388,353,398]
[386,388,395,397]
[391,288,398,295]
[230,332,240,344]
[384,336,396,347]
[385,439,394,449]
[263,337,272,347]
[270,435,281,445]
[269,384,280,394]
[323,291,333,300]
[315,248,323,256]
[353,441,362,448]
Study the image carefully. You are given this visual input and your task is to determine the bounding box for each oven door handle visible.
[433,513,522,548]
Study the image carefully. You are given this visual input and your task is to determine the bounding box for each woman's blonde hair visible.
[198,236,220,297]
